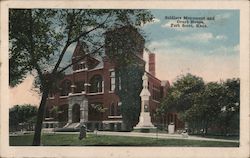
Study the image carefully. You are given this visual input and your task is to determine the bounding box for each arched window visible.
[110,103,115,116]
[60,80,71,96]
[117,102,122,116]
[89,75,103,93]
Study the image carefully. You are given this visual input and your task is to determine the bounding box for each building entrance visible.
[72,104,80,123]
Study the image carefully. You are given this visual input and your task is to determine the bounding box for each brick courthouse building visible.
[45,26,183,131]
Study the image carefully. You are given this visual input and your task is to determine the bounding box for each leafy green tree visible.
[188,82,225,134]
[116,64,144,130]
[159,73,205,133]
[159,73,240,136]
[160,73,205,113]
[105,25,147,131]
[217,78,240,135]
[9,9,153,145]
[9,104,38,127]
[172,73,205,112]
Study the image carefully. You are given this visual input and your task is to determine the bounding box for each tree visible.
[116,64,144,130]
[217,78,240,135]
[105,25,146,130]
[9,104,38,127]
[160,73,205,113]
[9,9,153,145]
[189,82,225,134]
[159,73,240,136]
[159,73,205,133]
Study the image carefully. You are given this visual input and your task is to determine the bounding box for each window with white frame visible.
[110,70,115,91]
[118,76,122,90]
[117,102,122,116]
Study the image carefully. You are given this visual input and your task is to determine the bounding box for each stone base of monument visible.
[133,127,157,133]
[133,112,156,133]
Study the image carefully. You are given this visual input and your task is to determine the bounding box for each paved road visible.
[10,130,239,143]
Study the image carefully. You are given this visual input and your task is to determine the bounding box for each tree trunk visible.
[32,87,49,146]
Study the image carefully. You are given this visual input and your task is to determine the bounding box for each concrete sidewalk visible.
[92,131,239,143]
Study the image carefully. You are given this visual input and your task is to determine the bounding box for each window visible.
[152,85,160,101]
[109,102,122,116]
[79,62,86,70]
[74,61,87,71]
[89,75,103,93]
[117,102,122,116]
[75,81,85,93]
[110,71,115,91]
[60,80,71,96]
[118,76,122,90]
[110,103,115,116]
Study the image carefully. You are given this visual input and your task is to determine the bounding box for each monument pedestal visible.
[134,112,155,128]
[134,112,156,132]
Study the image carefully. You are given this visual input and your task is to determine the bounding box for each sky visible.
[143,9,239,83]
[9,9,240,107]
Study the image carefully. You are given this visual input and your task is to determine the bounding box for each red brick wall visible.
[148,53,156,76]
[147,72,162,122]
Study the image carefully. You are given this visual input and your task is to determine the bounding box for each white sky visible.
[9,75,41,107]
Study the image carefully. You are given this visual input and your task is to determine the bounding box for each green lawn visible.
[9,133,239,147]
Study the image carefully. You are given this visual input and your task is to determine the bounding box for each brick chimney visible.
[148,53,156,76]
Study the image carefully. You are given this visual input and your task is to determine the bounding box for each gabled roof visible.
[72,41,88,58]
[71,41,104,72]
[89,53,104,70]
